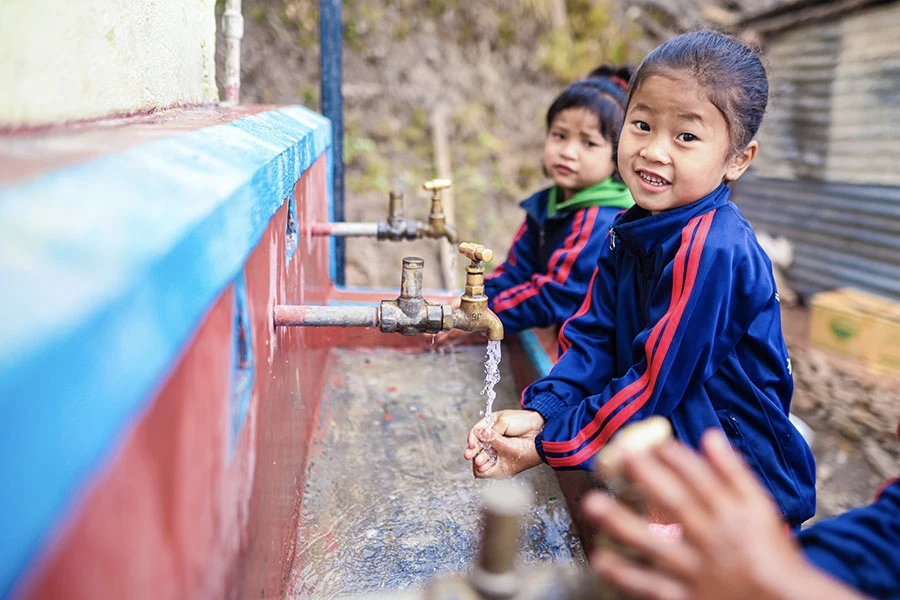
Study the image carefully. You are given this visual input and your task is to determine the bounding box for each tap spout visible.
[446,305,504,341]
[420,221,458,244]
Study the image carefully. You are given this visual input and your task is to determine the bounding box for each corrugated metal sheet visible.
[739,2,900,300]
[732,174,900,301]
[755,2,900,184]
[825,4,900,184]
[754,23,841,180]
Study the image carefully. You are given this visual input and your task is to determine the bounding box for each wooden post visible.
[430,104,457,290]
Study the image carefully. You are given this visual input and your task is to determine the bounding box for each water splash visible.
[479,339,502,463]
[481,339,502,423]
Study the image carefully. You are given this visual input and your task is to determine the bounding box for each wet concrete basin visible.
[288,345,585,597]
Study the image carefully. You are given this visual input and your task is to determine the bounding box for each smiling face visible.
[543,107,616,202]
[617,73,757,214]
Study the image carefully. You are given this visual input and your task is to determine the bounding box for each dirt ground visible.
[225,0,899,524]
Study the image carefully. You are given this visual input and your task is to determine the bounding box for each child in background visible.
[439,70,633,342]
[464,30,817,529]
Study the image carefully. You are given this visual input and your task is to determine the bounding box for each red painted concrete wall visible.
[14,133,465,599]
[18,157,332,600]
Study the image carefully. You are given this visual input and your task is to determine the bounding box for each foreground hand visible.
[463,409,545,478]
[582,429,867,600]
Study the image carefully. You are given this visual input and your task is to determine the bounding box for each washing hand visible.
[463,409,545,478]
[582,429,868,600]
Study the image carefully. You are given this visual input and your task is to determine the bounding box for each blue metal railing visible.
[320,0,345,286]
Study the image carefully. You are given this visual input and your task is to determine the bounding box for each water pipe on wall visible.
[273,244,504,341]
[311,180,458,243]
[222,0,244,104]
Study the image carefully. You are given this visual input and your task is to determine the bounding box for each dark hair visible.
[586,65,633,92]
[627,30,768,157]
[545,67,633,169]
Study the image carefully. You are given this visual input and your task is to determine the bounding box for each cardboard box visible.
[809,287,900,374]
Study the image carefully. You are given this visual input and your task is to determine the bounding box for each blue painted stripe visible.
[0,105,332,598]
[517,329,555,378]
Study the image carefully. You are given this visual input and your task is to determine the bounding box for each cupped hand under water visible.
[463,409,545,478]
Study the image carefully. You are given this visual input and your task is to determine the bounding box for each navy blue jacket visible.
[800,479,900,598]
[485,188,627,335]
[523,183,817,526]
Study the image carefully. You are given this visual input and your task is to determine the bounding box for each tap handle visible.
[423,178,452,195]
[458,242,493,264]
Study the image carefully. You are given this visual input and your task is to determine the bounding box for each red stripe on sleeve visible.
[492,209,596,313]
[485,221,527,281]
[557,266,600,355]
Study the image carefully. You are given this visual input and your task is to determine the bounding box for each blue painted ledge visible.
[0,105,332,598]
[517,329,555,378]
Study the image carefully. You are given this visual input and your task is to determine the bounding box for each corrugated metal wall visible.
[734,174,900,301]
[753,21,841,180]
[827,3,900,185]
[734,2,900,301]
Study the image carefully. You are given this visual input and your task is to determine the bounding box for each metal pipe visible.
[311,222,379,237]
[320,0,345,285]
[273,305,378,328]
[222,0,244,105]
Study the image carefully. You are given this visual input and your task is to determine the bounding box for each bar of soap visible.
[594,416,673,479]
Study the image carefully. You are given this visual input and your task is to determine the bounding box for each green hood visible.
[547,177,634,218]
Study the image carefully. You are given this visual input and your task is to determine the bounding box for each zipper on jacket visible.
[611,227,652,324]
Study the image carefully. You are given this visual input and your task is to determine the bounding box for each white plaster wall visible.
[0,0,218,126]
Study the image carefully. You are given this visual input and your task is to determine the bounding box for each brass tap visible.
[419,178,458,243]
[443,242,504,341]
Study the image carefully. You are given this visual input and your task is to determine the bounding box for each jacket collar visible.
[612,183,731,257]
[519,187,553,222]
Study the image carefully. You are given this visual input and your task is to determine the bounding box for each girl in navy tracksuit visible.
[465,73,635,337]
[465,30,816,528]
